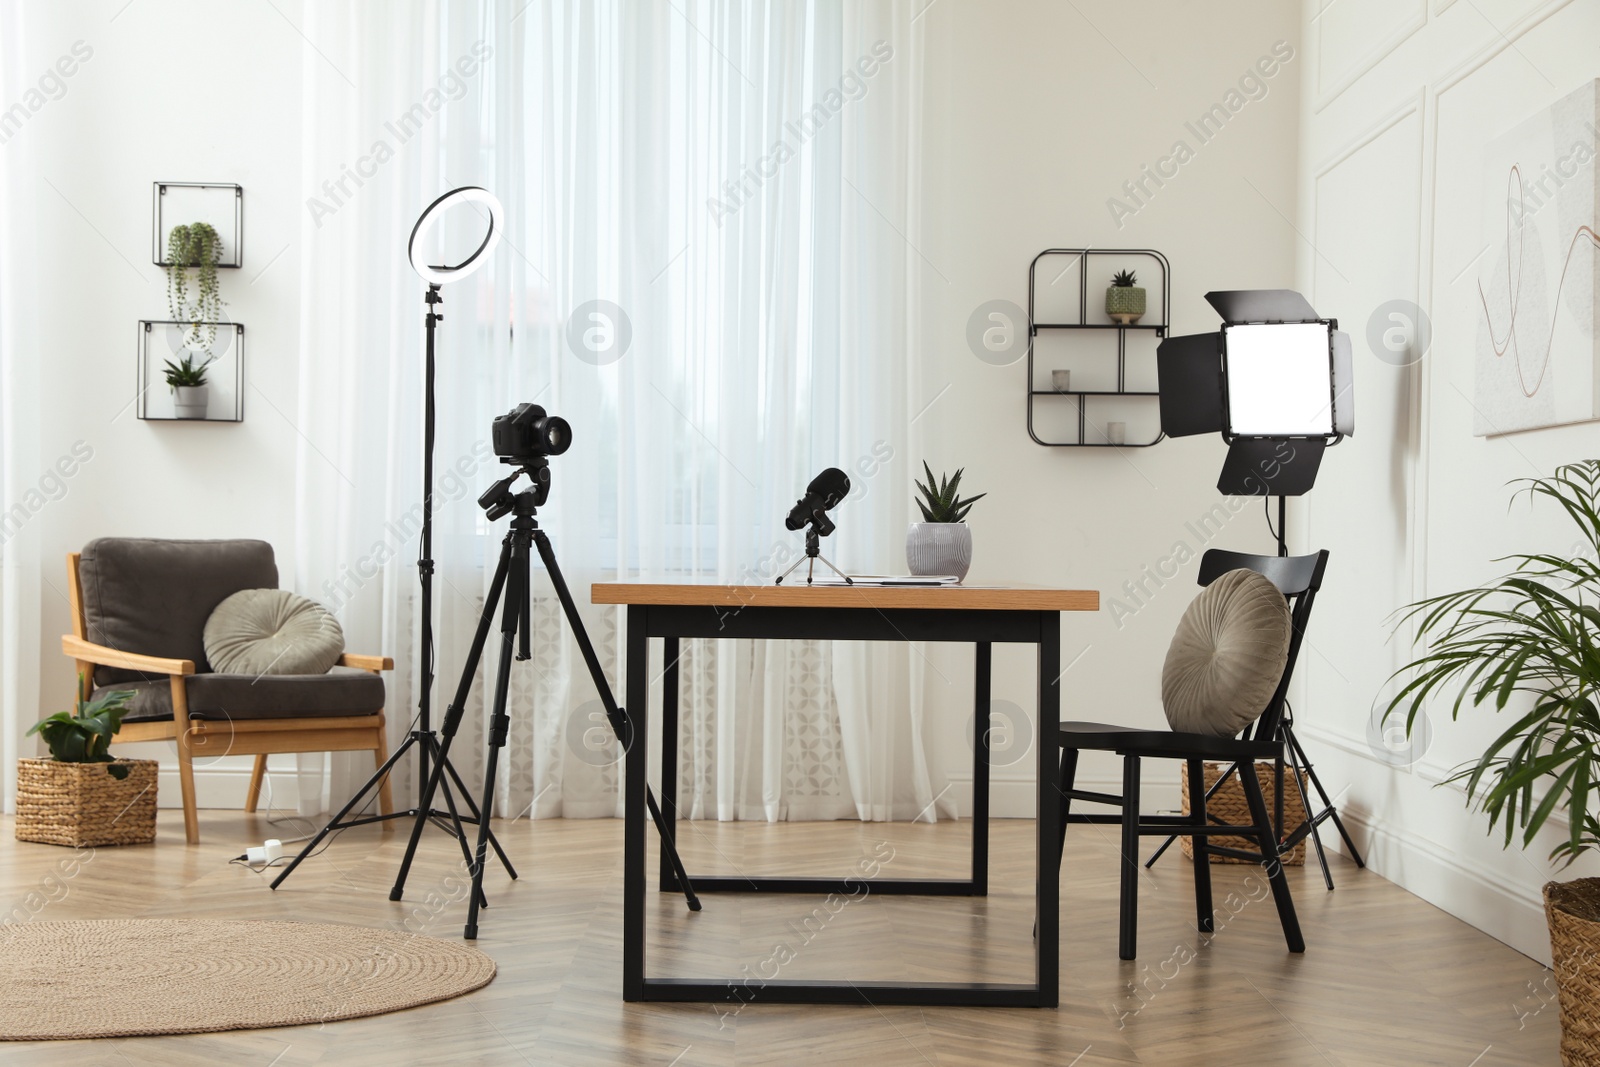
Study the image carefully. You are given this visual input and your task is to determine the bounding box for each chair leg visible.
[1238,763,1305,953]
[373,718,394,826]
[245,755,267,814]
[176,724,201,845]
[1188,758,1214,935]
[1056,747,1079,872]
[1119,755,1141,960]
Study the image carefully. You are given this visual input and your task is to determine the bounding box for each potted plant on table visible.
[1388,460,1600,1065]
[163,221,226,353]
[17,679,156,847]
[907,462,985,582]
[1105,269,1146,324]
[164,353,214,420]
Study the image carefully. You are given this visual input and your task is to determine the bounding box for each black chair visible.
[1054,548,1330,960]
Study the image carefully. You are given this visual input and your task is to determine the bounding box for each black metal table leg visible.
[623,605,649,1002]
[1036,613,1061,1007]
[972,641,991,895]
[660,636,681,892]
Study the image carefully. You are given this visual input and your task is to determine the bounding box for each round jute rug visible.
[0,919,497,1040]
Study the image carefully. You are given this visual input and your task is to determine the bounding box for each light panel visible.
[1222,322,1335,437]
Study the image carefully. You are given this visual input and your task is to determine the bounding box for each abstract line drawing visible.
[1473,80,1600,436]
[1478,164,1600,399]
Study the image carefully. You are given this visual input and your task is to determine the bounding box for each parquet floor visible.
[0,811,1560,1065]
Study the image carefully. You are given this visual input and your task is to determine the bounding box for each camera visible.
[492,403,572,463]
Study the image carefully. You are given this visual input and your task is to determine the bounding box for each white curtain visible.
[294,0,943,824]
[0,5,44,814]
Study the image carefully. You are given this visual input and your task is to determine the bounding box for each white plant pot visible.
[173,385,209,420]
[906,522,972,582]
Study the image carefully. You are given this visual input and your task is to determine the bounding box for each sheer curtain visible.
[294,0,942,824]
[0,6,44,814]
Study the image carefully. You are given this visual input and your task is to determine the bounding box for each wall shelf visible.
[152,182,243,268]
[1026,248,1170,448]
[137,321,244,423]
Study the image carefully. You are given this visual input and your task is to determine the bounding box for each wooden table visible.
[591,582,1098,1008]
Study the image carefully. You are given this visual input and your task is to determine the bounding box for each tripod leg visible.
[1285,734,1334,891]
[1146,759,1242,869]
[530,528,701,911]
[391,537,513,902]
[1289,725,1366,868]
[271,731,415,890]
[465,547,525,940]
[440,749,519,881]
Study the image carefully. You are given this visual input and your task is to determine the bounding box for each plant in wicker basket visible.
[18,678,157,848]
[1386,460,1600,1063]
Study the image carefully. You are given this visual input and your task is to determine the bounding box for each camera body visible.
[492,403,572,463]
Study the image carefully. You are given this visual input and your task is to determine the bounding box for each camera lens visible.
[540,415,572,456]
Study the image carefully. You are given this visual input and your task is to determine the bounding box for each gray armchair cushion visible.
[1161,569,1292,736]
[204,589,345,676]
[79,538,278,685]
[97,666,385,724]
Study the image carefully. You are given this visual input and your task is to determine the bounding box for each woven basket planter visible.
[1546,879,1600,1065]
[15,759,158,848]
[1179,760,1305,866]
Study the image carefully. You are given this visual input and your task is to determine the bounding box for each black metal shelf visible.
[1030,389,1160,397]
[152,182,243,268]
[1026,248,1170,448]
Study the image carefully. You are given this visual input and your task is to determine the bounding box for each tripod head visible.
[478,460,551,521]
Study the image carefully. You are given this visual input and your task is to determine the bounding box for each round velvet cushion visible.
[203,589,345,676]
[1161,569,1292,736]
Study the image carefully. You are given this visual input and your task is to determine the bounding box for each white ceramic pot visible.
[906,522,971,582]
[174,385,209,420]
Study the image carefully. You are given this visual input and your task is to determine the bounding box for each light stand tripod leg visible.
[812,550,852,584]
[530,528,701,912]
[440,745,519,879]
[270,734,413,889]
[1283,727,1334,891]
[1286,723,1365,867]
[1145,759,1244,869]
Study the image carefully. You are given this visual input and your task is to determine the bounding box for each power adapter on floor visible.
[242,839,283,865]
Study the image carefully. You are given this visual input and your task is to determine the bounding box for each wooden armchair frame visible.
[61,552,395,845]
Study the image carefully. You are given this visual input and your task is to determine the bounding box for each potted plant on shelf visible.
[17,678,156,847]
[1388,460,1600,1065]
[1105,269,1146,324]
[164,221,225,352]
[907,462,985,582]
[164,353,215,420]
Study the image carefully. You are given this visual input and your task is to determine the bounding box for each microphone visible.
[785,467,851,531]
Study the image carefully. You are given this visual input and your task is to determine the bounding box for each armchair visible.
[61,538,394,844]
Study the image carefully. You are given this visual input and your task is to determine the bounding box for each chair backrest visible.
[1196,548,1329,741]
[74,538,278,684]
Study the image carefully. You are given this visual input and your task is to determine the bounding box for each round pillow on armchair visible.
[1160,569,1292,736]
[203,589,345,676]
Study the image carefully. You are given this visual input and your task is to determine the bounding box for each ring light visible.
[407,186,504,285]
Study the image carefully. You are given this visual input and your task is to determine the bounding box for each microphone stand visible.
[774,511,853,585]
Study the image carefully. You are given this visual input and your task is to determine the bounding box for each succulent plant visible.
[163,353,214,391]
[914,462,986,523]
[1110,269,1138,288]
[164,222,225,351]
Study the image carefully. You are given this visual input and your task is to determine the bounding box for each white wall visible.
[1291,0,1600,963]
[914,0,1298,815]
[15,0,304,806]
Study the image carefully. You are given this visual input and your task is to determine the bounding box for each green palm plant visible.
[1387,459,1600,866]
[914,462,985,523]
[28,676,136,780]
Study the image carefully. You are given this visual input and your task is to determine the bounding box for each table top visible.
[590,582,1099,612]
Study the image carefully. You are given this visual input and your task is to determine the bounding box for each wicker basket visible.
[1179,760,1305,866]
[1546,879,1600,1066]
[15,758,158,847]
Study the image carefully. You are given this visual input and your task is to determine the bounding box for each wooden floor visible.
[0,810,1559,1066]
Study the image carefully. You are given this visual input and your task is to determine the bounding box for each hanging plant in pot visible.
[907,462,985,582]
[1387,460,1600,1065]
[164,221,226,353]
[164,353,215,419]
[1105,269,1146,324]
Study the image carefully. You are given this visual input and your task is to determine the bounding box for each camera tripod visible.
[400,462,701,939]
